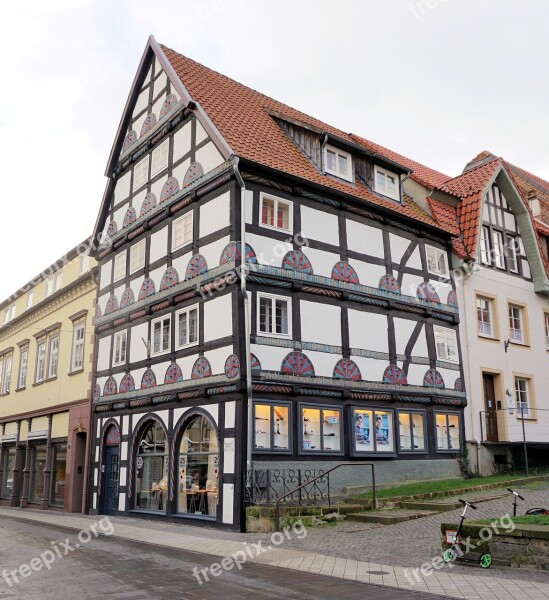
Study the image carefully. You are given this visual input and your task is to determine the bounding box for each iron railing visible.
[244,468,328,506]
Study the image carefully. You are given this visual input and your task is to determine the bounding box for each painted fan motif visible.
[183,162,204,187]
[333,358,361,381]
[383,365,407,385]
[140,112,157,137]
[105,424,121,445]
[123,207,137,228]
[165,363,183,385]
[224,355,240,379]
[160,94,177,118]
[122,130,137,152]
[454,377,462,392]
[92,384,101,403]
[141,368,157,389]
[119,373,136,393]
[250,354,261,373]
[282,250,313,274]
[417,282,440,303]
[219,242,257,265]
[105,294,119,315]
[160,266,180,290]
[138,277,156,300]
[379,274,400,293]
[332,262,359,284]
[103,377,118,396]
[281,352,315,377]
[106,221,118,238]
[447,289,458,307]
[185,254,208,279]
[191,357,212,379]
[120,288,135,308]
[160,177,180,202]
[140,193,157,217]
[423,369,445,389]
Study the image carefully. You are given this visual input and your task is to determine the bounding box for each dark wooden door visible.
[102,446,119,516]
[483,374,499,442]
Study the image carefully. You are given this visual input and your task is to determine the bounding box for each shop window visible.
[397,411,426,452]
[177,415,219,517]
[29,446,48,503]
[1,448,16,499]
[253,403,291,452]
[353,408,395,454]
[435,412,460,451]
[135,421,167,511]
[300,405,342,453]
[50,445,67,507]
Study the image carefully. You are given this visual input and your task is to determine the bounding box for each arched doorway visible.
[134,421,167,511]
[101,423,120,516]
[177,414,219,517]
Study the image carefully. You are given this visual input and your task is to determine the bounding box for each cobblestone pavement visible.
[0,518,441,600]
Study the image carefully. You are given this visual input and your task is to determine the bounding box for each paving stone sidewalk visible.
[0,484,548,600]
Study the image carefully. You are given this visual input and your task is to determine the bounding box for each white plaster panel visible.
[407,364,426,386]
[390,233,413,265]
[401,273,424,298]
[222,483,234,524]
[199,191,230,238]
[93,469,98,487]
[96,377,107,397]
[351,259,387,289]
[98,292,109,315]
[118,493,126,512]
[119,466,127,486]
[224,401,236,429]
[245,189,253,224]
[413,328,429,358]
[154,70,167,96]
[437,368,460,387]
[130,323,149,363]
[113,203,128,231]
[154,410,169,431]
[352,356,385,382]
[172,252,192,280]
[250,344,289,372]
[132,188,147,214]
[204,293,233,342]
[99,261,112,290]
[200,236,230,273]
[151,360,171,386]
[122,417,129,436]
[199,404,219,425]
[246,233,291,266]
[504,211,516,232]
[301,301,341,346]
[149,226,168,264]
[348,310,388,353]
[223,438,235,474]
[97,337,111,372]
[196,121,208,145]
[131,412,147,433]
[346,219,383,257]
[95,446,99,462]
[303,350,338,378]
[96,419,102,438]
[150,176,165,204]
[205,345,232,375]
[303,247,340,278]
[152,93,164,118]
[131,367,147,390]
[129,276,142,300]
[429,279,452,301]
[178,354,200,382]
[522,259,531,278]
[195,141,223,174]
[149,265,167,290]
[407,246,423,270]
[133,88,148,119]
[301,205,339,246]
[132,112,147,142]
[173,157,191,187]
[173,121,192,163]
[394,318,423,357]
[93,492,97,510]
[115,171,131,204]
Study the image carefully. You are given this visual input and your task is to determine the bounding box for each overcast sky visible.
[1,0,548,301]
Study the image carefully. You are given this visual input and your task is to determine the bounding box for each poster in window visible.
[354,410,372,451]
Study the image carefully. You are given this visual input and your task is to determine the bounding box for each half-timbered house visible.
[89,37,468,529]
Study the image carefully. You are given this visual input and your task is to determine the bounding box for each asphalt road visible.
[0,518,443,600]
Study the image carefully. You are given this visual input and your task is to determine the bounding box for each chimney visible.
[527,189,541,217]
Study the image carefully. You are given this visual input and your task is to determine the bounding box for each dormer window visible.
[324,145,352,182]
[375,166,399,201]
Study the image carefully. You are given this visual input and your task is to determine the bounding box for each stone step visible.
[331,503,365,515]
[400,501,462,512]
[346,510,437,525]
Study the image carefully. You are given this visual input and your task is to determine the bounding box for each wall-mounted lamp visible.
[504,339,510,352]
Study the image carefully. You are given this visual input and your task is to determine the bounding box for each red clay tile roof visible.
[427,198,468,259]
[161,45,455,235]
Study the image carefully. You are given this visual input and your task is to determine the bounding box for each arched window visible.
[135,421,167,511]
[177,415,219,516]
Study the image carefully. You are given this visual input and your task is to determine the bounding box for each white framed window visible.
[374,166,399,201]
[113,330,127,366]
[35,342,46,383]
[545,313,549,351]
[480,226,491,265]
[71,324,85,371]
[113,251,127,282]
[3,304,15,324]
[129,239,146,274]
[2,354,12,394]
[152,316,171,355]
[506,236,519,273]
[433,325,458,363]
[426,245,449,277]
[151,139,169,177]
[26,292,33,309]
[45,271,62,298]
[324,145,353,182]
[515,377,530,418]
[259,193,292,233]
[476,297,493,337]
[47,335,59,379]
[173,212,193,250]
[18,349,28,389]
[79,254,90,275]
[492,230,505,269]
[508,304,524,343]
[133,155,149,190]
[258,293,291,338]
[175,305,198,349]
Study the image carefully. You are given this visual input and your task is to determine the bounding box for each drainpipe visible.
[399,174,409,204]
[231,158,253,475]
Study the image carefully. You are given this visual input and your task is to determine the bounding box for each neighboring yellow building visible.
[0,241,97,512]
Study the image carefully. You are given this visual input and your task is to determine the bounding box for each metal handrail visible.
[274,462,375,530]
